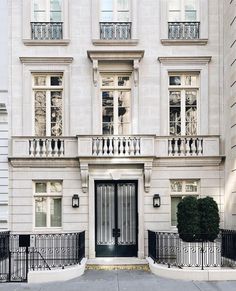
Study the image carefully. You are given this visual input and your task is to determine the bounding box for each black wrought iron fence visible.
[221,229,236,266]
[148,230,236,269]
[0,231,85,283]
[31,22,63,40]
[100,22,131,40]
[168,22,200,40]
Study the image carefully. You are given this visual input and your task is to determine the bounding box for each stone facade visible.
[0,0,8,230]
[4,0,231,258]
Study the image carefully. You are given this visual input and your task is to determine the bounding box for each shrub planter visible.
[176,240,221,268]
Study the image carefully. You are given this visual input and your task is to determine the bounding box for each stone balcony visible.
[10,135,220,159]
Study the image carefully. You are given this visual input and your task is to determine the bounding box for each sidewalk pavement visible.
[1,269,236,291]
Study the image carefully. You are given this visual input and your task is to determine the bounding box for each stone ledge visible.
[161,39,208,46]
[92,39,139,46]
[28,258,87,284]
[23,39,70,46]
[147,257,236,281]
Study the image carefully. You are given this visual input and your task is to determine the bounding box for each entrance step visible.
[86,258,149,271]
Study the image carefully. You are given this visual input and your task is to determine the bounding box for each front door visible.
[95,181,138,257]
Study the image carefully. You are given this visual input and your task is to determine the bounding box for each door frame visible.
[95,180,138,257]
[88,168,144,259]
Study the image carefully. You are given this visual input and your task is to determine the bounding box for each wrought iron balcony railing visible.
[31,22,63,40]
[100,22,131,40]
[168,22,200,40]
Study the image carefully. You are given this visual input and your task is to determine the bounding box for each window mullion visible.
[114,0,117,21]
[46,0,50,22]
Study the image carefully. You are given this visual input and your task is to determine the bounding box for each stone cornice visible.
[9,158,79,168]
[23,39,70,46]
[161,39,208,46]
[19,57,74,64]
[158,56,212,65]
[87,50,145,61]
[153,156,224,167]
[92,39,139,46]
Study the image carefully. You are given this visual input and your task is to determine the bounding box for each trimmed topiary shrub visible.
[177,196,200,242]
[198,196,220,242]
[177,196,220,242]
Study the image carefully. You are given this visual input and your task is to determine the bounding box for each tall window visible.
[100,0,130,22]
[33,74,63,136]
[101,74,131,135]
[169,73,199,136]
[168,0,198,22]
[32,0,62,22]
[170,180,199,226]
[34,181,62,228]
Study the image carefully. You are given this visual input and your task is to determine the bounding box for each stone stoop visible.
[86,258,150,271]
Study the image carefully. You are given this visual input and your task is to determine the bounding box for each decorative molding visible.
[92,60,98,87]
[158,56,212,65]
[23,39,70,46]
[9,158,79,168]
[87,50,144,87]
[80,162,89,193]
[161,39,208,46]
[87,50,144,61]
[153,156,224,167]
[19,57,74,64]
[144,161,153,193]
[133,59,139,87]
[92,39,139,46]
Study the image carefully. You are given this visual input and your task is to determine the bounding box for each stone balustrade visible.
[10,135,220,158]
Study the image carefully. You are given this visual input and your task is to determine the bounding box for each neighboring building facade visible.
[0,0,8,230]
[7,0,226,258]
[224,0,236,229]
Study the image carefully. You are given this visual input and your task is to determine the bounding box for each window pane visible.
[118,76,130,87]
[169,0,181,10]
[35,182,47,193]
[101,11,113,21]
[118,91,130,134]
[169,11,181,22]
[171,180,182,192]
[185,0,197,10]
[185,11,197,21]
[102,91,114,135]
[34,76,46,86]
[50,11,62,22]
[50,182,62,193]
[51,76,62,86]
[35,197,47,227]
[185,180,198,192]
[101,0,113,10]
[35,91,46,136]
[102,76,114,87]
[169,91,181,135]
[50,0,62,10]
[33,0,47,21]
[171,197,182,226]
[169,76,181,86]
[51,91,62,136]
[117,11,130,22]
[185,90,197,135]
[185,75,197,86]
[50,198,61,227]
[117,0,129,10]
[50,0,62,21]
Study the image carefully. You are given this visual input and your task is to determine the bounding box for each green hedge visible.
[177,196,220,242]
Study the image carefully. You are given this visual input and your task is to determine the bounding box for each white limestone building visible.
[0,0,9,230]
[5,0,233,258]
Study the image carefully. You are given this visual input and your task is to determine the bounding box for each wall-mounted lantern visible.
[72,194,79,208]
[153,194,161,208]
